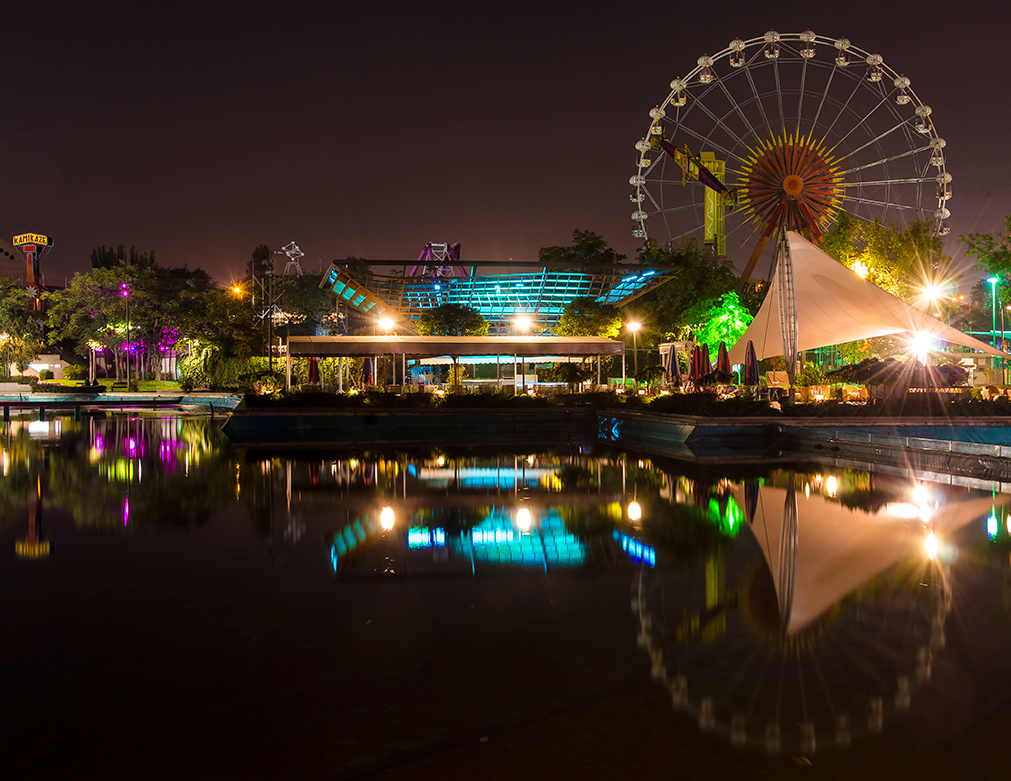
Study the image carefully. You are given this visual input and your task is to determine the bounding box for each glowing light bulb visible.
[380,506,395,531]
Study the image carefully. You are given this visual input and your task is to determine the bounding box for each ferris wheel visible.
[630,31,951,282]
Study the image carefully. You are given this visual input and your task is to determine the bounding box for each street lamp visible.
[120,282,131,388]
[989,276,999,374]
[627,321,641,381]
[0,332,9,380]
[514,315,533,394]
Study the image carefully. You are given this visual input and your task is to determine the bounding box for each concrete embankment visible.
[221,406,598,449]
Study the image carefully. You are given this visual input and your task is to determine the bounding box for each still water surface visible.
[4,415,1011,779]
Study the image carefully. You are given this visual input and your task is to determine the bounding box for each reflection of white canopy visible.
[738,483,1005,635]
[729,232,1006,364]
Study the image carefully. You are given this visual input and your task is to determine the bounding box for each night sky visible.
[3,1,1010,287]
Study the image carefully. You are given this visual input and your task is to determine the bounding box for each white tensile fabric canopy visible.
[728,231,1006,365]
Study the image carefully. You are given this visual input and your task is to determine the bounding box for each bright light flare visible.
[380,506,395,531]
[908,332,938,365]
[378,317,394,331]
[515,315,533,332]
[825,475,838,497]
[925,531,938,560]
[627,501,642,522]
[516,507,532,531]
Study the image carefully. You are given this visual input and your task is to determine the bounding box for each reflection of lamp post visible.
[628,321,641,382]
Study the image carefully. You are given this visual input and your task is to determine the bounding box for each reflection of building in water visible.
[633,470,1007,755]
[16,477,50,559]
[332,505,587,576]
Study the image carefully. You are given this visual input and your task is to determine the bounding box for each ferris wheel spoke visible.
[839,195,925,212]
[714,79,763,149]
[772,57,787,135]
[839,177,935,188]
[837,145,930,176]
[828,94,902,158]
[822,75,864,147]
[684,99,752,162]
[742,65,775,140]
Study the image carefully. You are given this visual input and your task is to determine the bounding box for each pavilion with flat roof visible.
[285,335,626,391]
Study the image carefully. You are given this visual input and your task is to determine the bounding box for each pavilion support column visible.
[286,351,291,391]
[622,351,626,387]
[497,354,501,389]
[338,356,344,393]
[597,355,601,387]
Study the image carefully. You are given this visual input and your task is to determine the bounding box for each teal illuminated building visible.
[319,257,674,334]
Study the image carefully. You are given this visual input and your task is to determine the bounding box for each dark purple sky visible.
[3,1,1009,287]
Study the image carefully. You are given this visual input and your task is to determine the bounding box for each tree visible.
[680,291,753,357]
[556,298,622,338]
[90,244,156,270]
[417,303,488,336]
[0,279,43,376]
[962,216,1011,309]
[823,213,952,302]
[538,230,626,266]
[633,236,736,346]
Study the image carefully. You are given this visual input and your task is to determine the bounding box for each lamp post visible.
[515,315,532,394]
[0,332,8,380]
[628,321,641,383]
[120,283,130,388]
[989,277,999,375]
[379,316,394,386]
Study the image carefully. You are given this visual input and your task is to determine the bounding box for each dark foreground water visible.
[4,415,1011,780]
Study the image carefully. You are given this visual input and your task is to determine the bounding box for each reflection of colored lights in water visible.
[925,531,938,560]
[516,507,532,532]
[408,527,446,549]
[627,501,642,522]
[123,494,130,527]
[95,435,104,451]
[825,475,838,497]
[127,437,137,454]
[1,449,8,476]
[987,514,999,540]
[614,530,656,567]
[380,506,395,531]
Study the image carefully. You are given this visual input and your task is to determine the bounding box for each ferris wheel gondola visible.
[630,31,951,283]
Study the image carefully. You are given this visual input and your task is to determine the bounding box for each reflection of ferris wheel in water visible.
[630,31,952,283]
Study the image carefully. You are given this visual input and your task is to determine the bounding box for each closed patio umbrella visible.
[307,356,320,384]
[716,341,731,374]
[743,340,760,386]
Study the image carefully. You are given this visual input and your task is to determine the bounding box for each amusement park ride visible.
[629,30,955,386]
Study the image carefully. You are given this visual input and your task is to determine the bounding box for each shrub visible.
[38,369,53,381]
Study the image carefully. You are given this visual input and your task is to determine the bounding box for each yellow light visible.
[925,531,938,561]
[378,317,394,331]
[515,315,533,332]
[825,475,838,497]
[380,506,395,531]
[628,321,641,333]
[516,507,532,531]
[853,260,868,278]
[627,501,642,522]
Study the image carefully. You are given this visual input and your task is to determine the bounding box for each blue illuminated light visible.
[614,530,656,567]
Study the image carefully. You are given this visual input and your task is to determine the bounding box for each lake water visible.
[4,414,1011,780]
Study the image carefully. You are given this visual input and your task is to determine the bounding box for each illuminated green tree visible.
[681,291,753,356]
